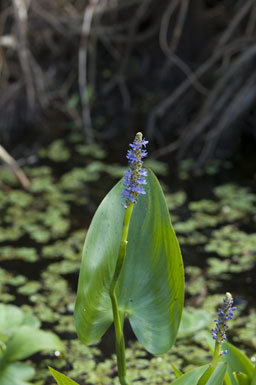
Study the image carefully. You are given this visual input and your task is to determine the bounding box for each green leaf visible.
[49,367,80,385]
[221,342,254,384]
[75,170,184,354]
[21,313,40,329]
[171,365,209,384]
[2,326,63,362]
[0,305,40,342]
[204,363,227,385]
[251,367,256,385]
[0,362,35,385]
[0,305,24,341]
[178,309,211,338]
[171,363,183,378]
[233,372,250,385]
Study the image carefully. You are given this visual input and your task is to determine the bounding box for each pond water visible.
[0,134,255,385]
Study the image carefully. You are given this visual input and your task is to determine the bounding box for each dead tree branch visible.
[79,0,100,144]
[12,0,35,112]
[0,145,30,189]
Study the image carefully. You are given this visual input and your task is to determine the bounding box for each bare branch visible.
[78,0,100,144]
[217,0,254,47]
[146,39,255,139]
[197,73,256,165]
[0,145,30,190]
[12,0,35,111]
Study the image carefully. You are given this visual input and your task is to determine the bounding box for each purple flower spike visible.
[211,292,236,352]
[121,132,148,208]
[140,168,147,177]
[137,177,147,185]
[141,139,149,146]
[126,150,137,163]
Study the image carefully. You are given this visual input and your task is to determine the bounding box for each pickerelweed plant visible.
[73,132,184,385]
[196,292,237,385]
[170,293,256,385]
[50,132,185,384]
[49,133,255,385]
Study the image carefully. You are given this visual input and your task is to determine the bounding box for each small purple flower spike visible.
[211,292,236,350]
[121,132,148,208]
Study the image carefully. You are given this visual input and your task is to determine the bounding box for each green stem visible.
[109,203,134,385]
[211,341,221,369]
[198,342,221,385]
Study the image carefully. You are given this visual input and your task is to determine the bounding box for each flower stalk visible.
[198,292,236,385]
[109,133,148,385]
[109,203,133,385]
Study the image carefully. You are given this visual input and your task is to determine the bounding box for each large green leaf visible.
[49,367,80,385]
[75,169,184,354]
[221,342,254,385]
[0,362,35,385]
[205,363,227,385]
[2,326,63,362]
[171,365,209,384]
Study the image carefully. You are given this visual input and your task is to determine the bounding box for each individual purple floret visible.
[121,132,148,208]
[211,292,236,348]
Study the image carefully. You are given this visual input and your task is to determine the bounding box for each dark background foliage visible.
[1,0,256,166]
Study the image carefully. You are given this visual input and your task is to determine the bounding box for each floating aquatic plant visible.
[0,304,63,385]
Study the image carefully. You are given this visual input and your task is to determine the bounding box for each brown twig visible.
[246,1,256,35]
[12,0,35,112]
[159,0,207,95]
[178,43,256,158]
[159,0,180,55]
[217,0,254,47]
[121,0,153,70]
[166,54,208,95]
[0,145,30,190]
[78,0,100,144]
[160,0,190,56]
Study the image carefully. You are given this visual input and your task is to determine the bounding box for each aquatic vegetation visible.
[0,304,63,385]
[165,191,187,211]
[211,293,236,348]
[0,133,255,384]
[39,139,71,162]
[170,294,256,385]
[75,144,106,159]
[73,133,184,385]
